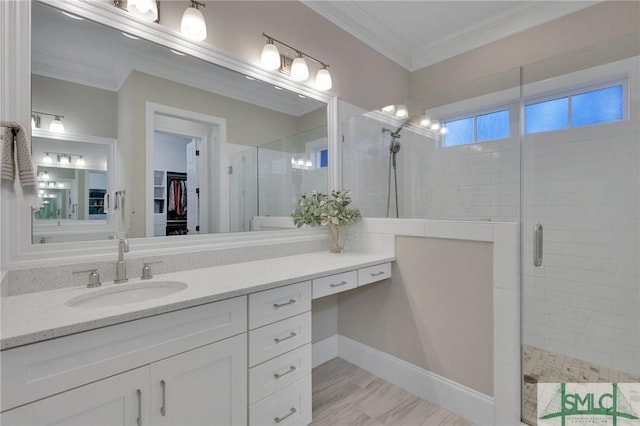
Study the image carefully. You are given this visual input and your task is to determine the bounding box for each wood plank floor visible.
[312,358,475,426]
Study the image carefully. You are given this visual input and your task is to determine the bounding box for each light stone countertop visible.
[0,251,394,350]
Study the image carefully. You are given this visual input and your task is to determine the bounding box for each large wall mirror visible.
[30,0,329,244]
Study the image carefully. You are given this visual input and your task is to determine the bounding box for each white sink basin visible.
[67,281,188,308]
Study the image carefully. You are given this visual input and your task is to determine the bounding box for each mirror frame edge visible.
[1,0,338,270]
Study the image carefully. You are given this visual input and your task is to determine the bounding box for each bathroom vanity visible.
[0,252,392,425]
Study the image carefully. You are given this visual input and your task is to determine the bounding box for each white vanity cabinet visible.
[148,334,247,426]
[1,366,149,426]
[248,282,313,426]
[0,296,247,426]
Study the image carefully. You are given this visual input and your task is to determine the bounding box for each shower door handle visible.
[533,223,543,267]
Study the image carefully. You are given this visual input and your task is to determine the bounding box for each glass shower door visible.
[520,37,640,425]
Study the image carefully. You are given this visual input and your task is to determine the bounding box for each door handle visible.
[160,379,166,416]
[136,389,142,426]
[534,223,543,267]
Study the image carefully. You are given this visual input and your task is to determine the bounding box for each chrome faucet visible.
[115,238,129,283]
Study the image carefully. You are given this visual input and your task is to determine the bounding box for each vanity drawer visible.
[358,262,392,287]
[249,374,312,426]
[1,296,246,412]
[249,312,311,367]
[249,343,311,404]
[249,282,311,329]
[312,270,357,299]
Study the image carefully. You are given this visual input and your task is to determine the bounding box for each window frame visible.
[523,77,628,134]
[442,103,517,148]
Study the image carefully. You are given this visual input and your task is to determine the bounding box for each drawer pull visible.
[274,332,297,343]
[274,407,297,423]
[136,389,142,426]
[370,271,385,276]
[160,379,166,416]
[329,281,348,288]
[273,299,296,308]
[273,365,297,379]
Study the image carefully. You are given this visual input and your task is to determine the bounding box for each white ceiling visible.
[303,1,600,71]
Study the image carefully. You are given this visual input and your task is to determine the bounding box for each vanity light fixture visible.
[49,116,65,133]
[419,115,432,127]
[180,0,207,42]
[43,152,53,163]
[76,156,85,166]
[42,171,50,180]
[261,37,281,71]
[290,53,309,82]
[34,110,67,133]
[58,154,70,165]
[430,120,441,131]
[260,33,332,90]
[381,105,396,114]
[395,104,409,119]
[114,0,159,23]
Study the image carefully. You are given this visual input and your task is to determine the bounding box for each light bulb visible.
[395,104,408,119]
[315,67,332,91]
[430,120,441,131]
[127,0,158,22]
[181,4,207,41]
[440,127,448,135]
[420,115,431,127]
[48,181,55,187]
[43,153,52,163]
[381,105,396,114]
[42,171,50,180]
[305,160,312,168]
[58,182,65,188]
[59,155,70,165]
[49,116,64,133]
[290,55,309,81]
[261,42,281,70]
[76,156,85,166]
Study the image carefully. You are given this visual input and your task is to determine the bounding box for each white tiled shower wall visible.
[343,56,640,376]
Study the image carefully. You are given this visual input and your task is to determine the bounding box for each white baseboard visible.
[337,335,495,426]
[312,334,338,368]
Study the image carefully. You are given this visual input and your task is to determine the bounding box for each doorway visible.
[145,103,228,237]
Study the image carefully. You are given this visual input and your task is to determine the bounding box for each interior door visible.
[149,334,247,426]
[186,139,200,234]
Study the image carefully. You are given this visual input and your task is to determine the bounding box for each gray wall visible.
[338,236,494,397]
[32,75,117,138]
[409,1,640,96]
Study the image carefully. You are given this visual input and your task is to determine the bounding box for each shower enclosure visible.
[342,36,639,425]
[229,126,328,232]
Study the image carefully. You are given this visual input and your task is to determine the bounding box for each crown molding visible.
[303,1,599,72]
[411,1,600,71]
[302,0,413,70]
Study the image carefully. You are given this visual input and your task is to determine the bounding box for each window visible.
[318,148,328,168]
[444,109,510,147]
[525,83,624,134]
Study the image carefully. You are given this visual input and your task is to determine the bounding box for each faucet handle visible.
[73,268,101,288]
[141,261,162,280]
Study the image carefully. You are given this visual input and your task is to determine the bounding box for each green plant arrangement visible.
[291,189,362,253]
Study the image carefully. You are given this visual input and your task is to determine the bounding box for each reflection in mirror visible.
[31,1,327,243]
[342,69,521,221]
[31,130,115,243]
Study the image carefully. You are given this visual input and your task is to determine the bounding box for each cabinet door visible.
[0,367,148,426]
[150,333,247,426]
